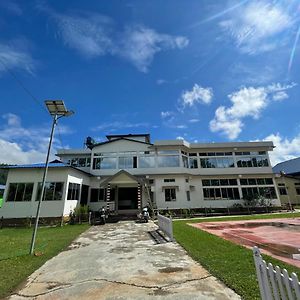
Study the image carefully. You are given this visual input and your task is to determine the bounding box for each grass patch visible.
[173,213,300,300]
[0,224,89,298]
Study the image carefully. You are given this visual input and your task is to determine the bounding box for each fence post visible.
[88,212,92,225]
[253,246,268,300]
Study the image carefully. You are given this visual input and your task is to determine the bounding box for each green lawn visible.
[173,212,300,300]
[0,224,89,298]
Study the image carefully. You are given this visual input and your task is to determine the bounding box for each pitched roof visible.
[273,157,300,175]
[91,137,152,149]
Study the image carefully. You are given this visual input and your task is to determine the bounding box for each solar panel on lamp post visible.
[29,100,74,255]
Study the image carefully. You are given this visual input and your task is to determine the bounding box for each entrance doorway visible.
[80,185,89,206]
[118,187,138,210]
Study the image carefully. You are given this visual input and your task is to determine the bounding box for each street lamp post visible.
[29,100,74,255]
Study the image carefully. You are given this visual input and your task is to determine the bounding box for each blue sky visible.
[0,0,300,165]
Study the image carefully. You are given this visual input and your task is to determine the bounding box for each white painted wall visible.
[0,167,90,218]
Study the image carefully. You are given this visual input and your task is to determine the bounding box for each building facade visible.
[0,134,281,220]
[273,157,300,206]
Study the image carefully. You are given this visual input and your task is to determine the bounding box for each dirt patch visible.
[158,267,185,273]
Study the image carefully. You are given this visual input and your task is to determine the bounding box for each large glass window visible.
[7,183,34,202]
[182,155,189,168]
[200,157,234,168]
[203,188,240,200]
[67,183,80,200]
[90,188,106,202]
[236,156,269,168]
[165,188,176,201]
[36,182,64,201]
[119,156,137,169]
[93,157,117,169]
[157,155,180,167]
[239,178,274,185]
[242,187,277,199]
[202,179,237,186]
[139,156,156,168]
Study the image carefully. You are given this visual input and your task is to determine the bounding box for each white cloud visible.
[119,25,189,72]
[181,84,213,107]
[272,91,288,101]
[157,79,167,85]
[46,9,189,72]
[161,111,174,118]
[263,133,300,165]
[0,113,72,164]
[189,119,200,123]
[176,136,184,140]
[94,121,150,132]
[220,1,294,54]
[175,124,187,129]
[210,83,296,139]
[0,43,35,74]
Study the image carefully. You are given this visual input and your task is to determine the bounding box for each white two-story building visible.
[0,133,281,221]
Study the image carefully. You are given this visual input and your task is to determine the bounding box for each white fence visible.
[157,213,174,241]
[253,246,300,300]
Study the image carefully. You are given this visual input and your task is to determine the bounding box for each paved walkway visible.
[11,221,240,300]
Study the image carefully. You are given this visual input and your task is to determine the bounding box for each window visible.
[165,188,176,201]
[149,179,154,185]
[240,178,274,185]
[279,188,287,195]
[93,157,117,169]
[119,156,133,169]
[139,156,156,168]
[7,183,34,202]
[157,155,180,167]
[200,157,234,168]
[67,183,80,200]
[189,157,198,168]
[69,157,91,167]
[202,179,237,186]
[186,191,191,201]
[296,188,300,195]
[242,187,277,199]
[90,188,106,202]
[236,156,269,167]
[203,187,240,200]
[36,182,64,201]
[164,179,175,183]
[182,155,189,168]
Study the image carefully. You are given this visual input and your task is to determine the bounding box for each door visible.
[118,187,138,210]
[80,185,89,206]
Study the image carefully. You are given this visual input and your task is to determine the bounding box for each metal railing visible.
[157,213,174,241]
[253,246,300,300]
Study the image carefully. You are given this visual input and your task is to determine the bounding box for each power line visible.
[0,58,47,113]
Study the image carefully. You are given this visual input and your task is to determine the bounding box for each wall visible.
[0,167,90,218]
[275,176,300,206]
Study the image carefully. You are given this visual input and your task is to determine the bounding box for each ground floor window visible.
[36,182,64,201]
[242,187,277,199]
[67,183,81,200]
[7,183,34,202]
[165,188,176,201]
[186,191,191,201]
[90,188,106,202]
[203,187,240,200]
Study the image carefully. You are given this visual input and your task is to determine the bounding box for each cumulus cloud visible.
[181,84,213,107]
[210,83,296,139]
[41,7,189,72]
[161,111,174,118]
[0,113,72,164]
[220,1,294,54]
[176,136,184,140]
[263,133,300,165]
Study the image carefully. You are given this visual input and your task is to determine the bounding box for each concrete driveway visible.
[10,221,240,300]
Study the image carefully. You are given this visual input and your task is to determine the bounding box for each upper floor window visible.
[202,179,237,186]
[236,156,269,168]
[164,179,175,183]
[119,156,137,169]
[199,152,232,156]
[240,178,273,185]
[200,157,234,168]
[157,155,180,167]
[93,157,117,169]
[69,157,91,168]
[139,156,155,168]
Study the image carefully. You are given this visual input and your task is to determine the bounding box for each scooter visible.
[100,207,106,225]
